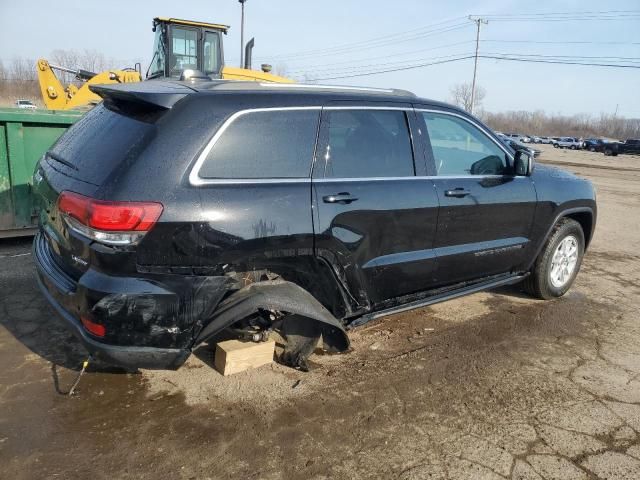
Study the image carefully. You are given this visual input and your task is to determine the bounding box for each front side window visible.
[198,110,320,179]
[171,27,198,75]
[422,112,508,176]
[322,109,415,178]
[203,32,221,74]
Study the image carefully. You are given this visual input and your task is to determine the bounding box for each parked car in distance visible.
[604,139,640,156]
[553,137,581,149]
[505,133,531,143]
[15,99,37,110]
[537,136,553,144]
[500,137,541,157]
[582,138,610,152]
[33,80,597,372]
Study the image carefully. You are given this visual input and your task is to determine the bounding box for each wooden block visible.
[214,339,276,376]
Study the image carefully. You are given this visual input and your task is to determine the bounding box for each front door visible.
[418,109,537,287]
[313,106,440,307]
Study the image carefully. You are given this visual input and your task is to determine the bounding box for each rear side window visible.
[198,109,320,179]
[322,109,415,178]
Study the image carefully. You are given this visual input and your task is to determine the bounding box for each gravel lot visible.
[1,145,639,479]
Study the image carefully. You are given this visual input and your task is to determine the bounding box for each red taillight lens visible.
[81,315,106,337]
[57,191,163,231]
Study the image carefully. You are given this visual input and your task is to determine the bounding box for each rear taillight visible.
[57,191,163,245]
[81,315,106,337]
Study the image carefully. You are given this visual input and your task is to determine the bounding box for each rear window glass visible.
[198,109,320,179]
[47,105,154,185]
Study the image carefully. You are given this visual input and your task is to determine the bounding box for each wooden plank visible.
[214,339,276,376]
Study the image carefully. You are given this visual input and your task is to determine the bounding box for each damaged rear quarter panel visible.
[84,272,231,349]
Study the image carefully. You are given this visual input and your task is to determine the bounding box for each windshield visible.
[147,28,166,78]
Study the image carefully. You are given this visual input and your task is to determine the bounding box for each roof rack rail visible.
[257,83,415,96]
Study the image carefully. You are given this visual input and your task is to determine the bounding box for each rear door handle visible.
[323,192,358,204]
[444,188,471,198]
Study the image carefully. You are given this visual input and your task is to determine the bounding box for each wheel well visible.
[564,211,593,248]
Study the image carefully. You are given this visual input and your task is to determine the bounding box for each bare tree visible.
[9,57,37,81]
[450,82,486,112]
[482,110,640,141]
[50,49,129,85]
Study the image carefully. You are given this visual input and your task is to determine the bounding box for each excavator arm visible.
[36,59,141,110]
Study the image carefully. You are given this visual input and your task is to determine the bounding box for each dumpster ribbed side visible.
[0,108,83,237]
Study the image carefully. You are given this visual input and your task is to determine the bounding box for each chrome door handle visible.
[444,188,471,198]
[323,192,358,204]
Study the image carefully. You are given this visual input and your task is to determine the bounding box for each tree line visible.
[449,82,639,141]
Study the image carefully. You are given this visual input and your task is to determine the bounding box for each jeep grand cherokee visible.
[33,81,596,371]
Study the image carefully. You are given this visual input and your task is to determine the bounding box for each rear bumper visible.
[33,233,191,370]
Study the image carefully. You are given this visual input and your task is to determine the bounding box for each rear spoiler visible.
[89,81,195,110]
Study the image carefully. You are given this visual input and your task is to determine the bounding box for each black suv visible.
[33,81,596,371]
[604,139,640,156]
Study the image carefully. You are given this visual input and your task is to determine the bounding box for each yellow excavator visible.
[36,17,292,110]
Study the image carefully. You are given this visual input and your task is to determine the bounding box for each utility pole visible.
[239,0,247,68]
[468,16,488,114]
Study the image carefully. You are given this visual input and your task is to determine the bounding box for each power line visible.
[481,16,640,23]
[259,11,639,64]
[478,10,640,18]
[284,47,476,75]
[267,40,475,73]
[479,55,640,68]
[262,20,471,61]
[305,53,640,82]
[483,39,640,46]
[286,50,640,78]
[293,52,474,76]
[307,56,475,81]
[264,16,466,59]
[271,37,640,76]
[483,52,640,62]
[478,10,640,15]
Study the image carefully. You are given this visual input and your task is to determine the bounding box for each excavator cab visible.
[147,17,229,79]
[36,16,292,110]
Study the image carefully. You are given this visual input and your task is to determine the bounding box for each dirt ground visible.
[1,145,640,479]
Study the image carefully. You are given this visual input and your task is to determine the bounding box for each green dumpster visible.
[0,108,83,238]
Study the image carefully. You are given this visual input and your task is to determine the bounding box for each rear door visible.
[312,105,439,307]
[417,108,537,286]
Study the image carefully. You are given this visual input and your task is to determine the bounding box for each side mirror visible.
[514,150,534,176]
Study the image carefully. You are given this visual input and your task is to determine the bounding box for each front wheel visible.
[523,218,585,299]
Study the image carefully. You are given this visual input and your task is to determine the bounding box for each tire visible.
[553,144,558,148]
[589,147,595,152]
[604,148,613,156]
[279,314,321,371]
[523,218,585,300]
[570,145,576,150]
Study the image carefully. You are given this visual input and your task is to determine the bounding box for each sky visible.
[1,0,638,117]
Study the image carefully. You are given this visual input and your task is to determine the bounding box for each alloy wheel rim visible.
[549,235,579,288]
